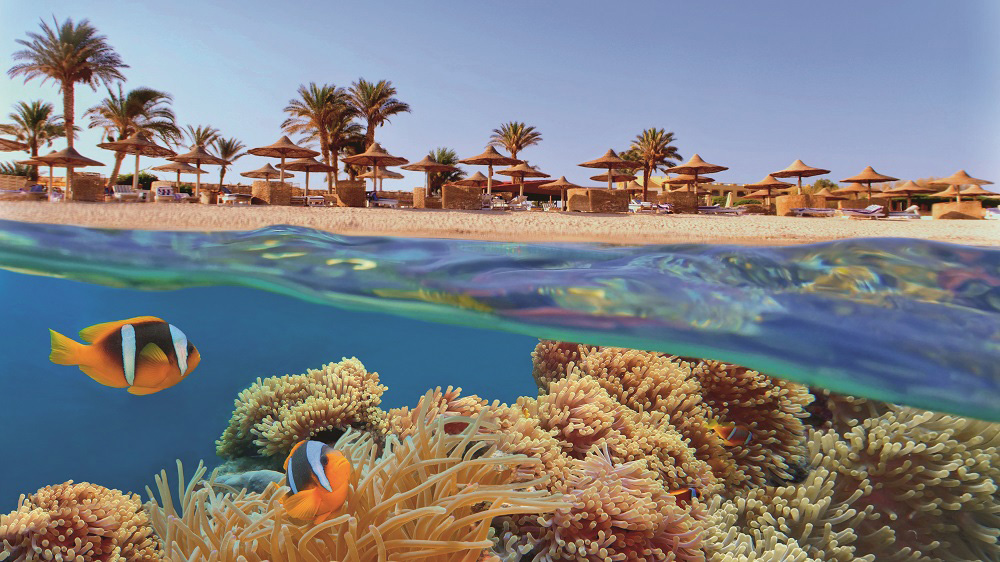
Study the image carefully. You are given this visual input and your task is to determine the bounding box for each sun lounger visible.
[291,195,327,207]
[218,187,253,205]
[887,205,921,219]
[791,207,837,217]
[489,196,509,210]
[984,207,1000,220]
[657,203,674,213]
[699,205,746,215]
[508,195,532,211]
[841,204,885,219]
[112,184,141,202]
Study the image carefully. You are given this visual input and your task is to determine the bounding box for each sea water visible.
[0,220,998,557]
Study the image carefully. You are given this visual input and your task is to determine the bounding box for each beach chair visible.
[112,184,141,202]
[984,206,1000,220]
[887,205,922,219]
[841,204,885,219]
[509,195,532,211]
[698,205,746,215]
[657,203,675,214]
[490,196,509,210]
[218,187,253,206]
[791,207,837,217]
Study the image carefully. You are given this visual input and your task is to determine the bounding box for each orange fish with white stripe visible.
[48,316,200,395]
[706,419,754,446]
[281,440,352,524]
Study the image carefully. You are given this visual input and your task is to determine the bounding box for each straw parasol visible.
[744,174,794,205]
[772,159,830,193]
[359,167,404,192]
[885,180,936,208]
[341,142,408,194]
[957,185,998,197]
[840,166,898,199]
[663,174,715,186]
[498,163,550,197]
[590,170,637,188]
[34,147,105,199]
[578,149,642,191]
[169,145,230,197]
[814,187,847,201]
[151,161,206,192]
[459,146,520,195]
[0,138,28,152]
[539,176,581,211]
[447,171,490,188]
[279,157,337,194]
[98,132,176,192]
[832,182,870,199]
[247,136,319,187]
[242,163,292,185]
[928,170,993,203]
[665,154,728,198]
[401,155,459,195]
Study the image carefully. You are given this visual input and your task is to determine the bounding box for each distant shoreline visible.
[0,201,997,247]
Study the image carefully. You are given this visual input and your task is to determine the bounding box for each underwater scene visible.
[0,220,998,561]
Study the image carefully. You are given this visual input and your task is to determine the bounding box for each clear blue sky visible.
[2,1,998,190]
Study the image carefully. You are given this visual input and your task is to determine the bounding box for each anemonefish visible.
[706,419,754,446]
[282,440,351,524]
[669,487,700,504]
[49,316,200,395]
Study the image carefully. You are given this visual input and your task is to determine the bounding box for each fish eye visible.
[321,456,328,465]
[187,342,194,353]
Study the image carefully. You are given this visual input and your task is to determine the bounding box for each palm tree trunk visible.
[365,119,375,148]
[63,84,75,199]
[219,167,227,191]
[29,142,39,181]
[333,153,340,190]
[107,152,125,189]
[643,165,651,203]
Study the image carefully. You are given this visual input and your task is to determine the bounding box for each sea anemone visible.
[0,481,162,561]
[216,357,388,461]
[387,385,491,438]
[149,399,568,561]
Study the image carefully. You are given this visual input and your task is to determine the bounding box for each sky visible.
[1,0,998,191]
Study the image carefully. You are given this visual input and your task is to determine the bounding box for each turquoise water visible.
[1,220,998,560]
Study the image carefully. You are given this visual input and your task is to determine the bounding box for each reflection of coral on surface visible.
[148,401,567,562]
[0,481,162,561]
[216,357,388,461]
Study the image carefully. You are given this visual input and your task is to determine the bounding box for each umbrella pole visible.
[133,154,140,192]
[520,179,524,198]
[798,176,802,195]
[176,171,181,191]
[196,164,202,197]
[279,155,286,185]
[607,170,612,190]
[306,171,310,196]
[48,164,53,200]
[487,164,493,195]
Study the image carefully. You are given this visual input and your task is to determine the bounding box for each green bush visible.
[711,195,727,206]
[116,171,159,189]
[178,184,193,195]
[734,198,762,206]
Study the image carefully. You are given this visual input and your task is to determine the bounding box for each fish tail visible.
[49,329,85,365]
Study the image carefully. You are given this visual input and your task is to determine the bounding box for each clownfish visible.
[706,419,753,446]
[49,316,200,395]
[282,440,351,524]
[669,487,700,504]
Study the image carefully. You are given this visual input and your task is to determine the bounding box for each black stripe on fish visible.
[100,320,177,380]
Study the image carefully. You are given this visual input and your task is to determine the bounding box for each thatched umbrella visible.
[772,159,830,193]
[0,138,28,152]
[242,163,292,185]
[401,155,459,195]
[359,167,404,192]
[98,132,176,192]
[447,171,490,188]
[342,142,409,194]
[498,163,550,197]
[928,170,993,203]
[665,154,728,199]
[885,180,936,208]
[590,170,637,189]
[279,157,337,194]
[663,174,716,187]
[832,183,870,199]
[247,136,319,187]
[459,146,520,195]
[540,176,581,211]
[578,149,642,191]
[151,161,207,192]
[744,174,794,205]
[840,166,898,199]
[169,145,230,197]
[34,147,105,200]
[957,185,998,198]
[814,187,847,201]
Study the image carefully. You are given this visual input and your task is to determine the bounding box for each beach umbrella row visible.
[248,136,318,187]
[498,162,550,197]
[401,155,459,195]
[342,142,409,195]
[151,161,206,192]
[22,147,104,199]
[459,146,520,195]
[98,132,176,193]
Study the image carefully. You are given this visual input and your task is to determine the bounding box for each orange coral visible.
[0,481,162,561]
[387,385,490,438]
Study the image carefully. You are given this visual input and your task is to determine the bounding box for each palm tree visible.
[184,124,219,149]
[84,85,179,187]
[347,79,410,148]
[282,83,352,191]
[212,137,246,190]
[427,147,465,195]
[0,100,65,180]
[339,135,369,181]
[327,113,365,188]
[488,121,542,160]
[628,128,681,202]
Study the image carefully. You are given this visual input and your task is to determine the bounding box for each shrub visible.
[734,198,762,206]
[116,171,159,189]
[711,195,727,206]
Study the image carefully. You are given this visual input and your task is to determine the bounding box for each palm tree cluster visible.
[623,128,682,202]
[0,100,65,179]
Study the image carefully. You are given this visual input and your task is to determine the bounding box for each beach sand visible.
[0,201,996,246]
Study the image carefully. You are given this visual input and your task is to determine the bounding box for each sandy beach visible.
[0,201,996,246]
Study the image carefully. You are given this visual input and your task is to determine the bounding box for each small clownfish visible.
[49,316,200,395]
[282,440,351,524]
[669,487,700,504]
[706,419,753,446]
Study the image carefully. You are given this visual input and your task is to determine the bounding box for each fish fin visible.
[78,363,128,388]
[78,317,161,343]
[49,329,84,365]
[127,385,162,395]
[138,343,170,365]
[282,490,320,522]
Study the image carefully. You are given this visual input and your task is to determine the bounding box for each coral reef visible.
[216,357,388,463]
[148,400,567,561]
[0,481,162,561]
